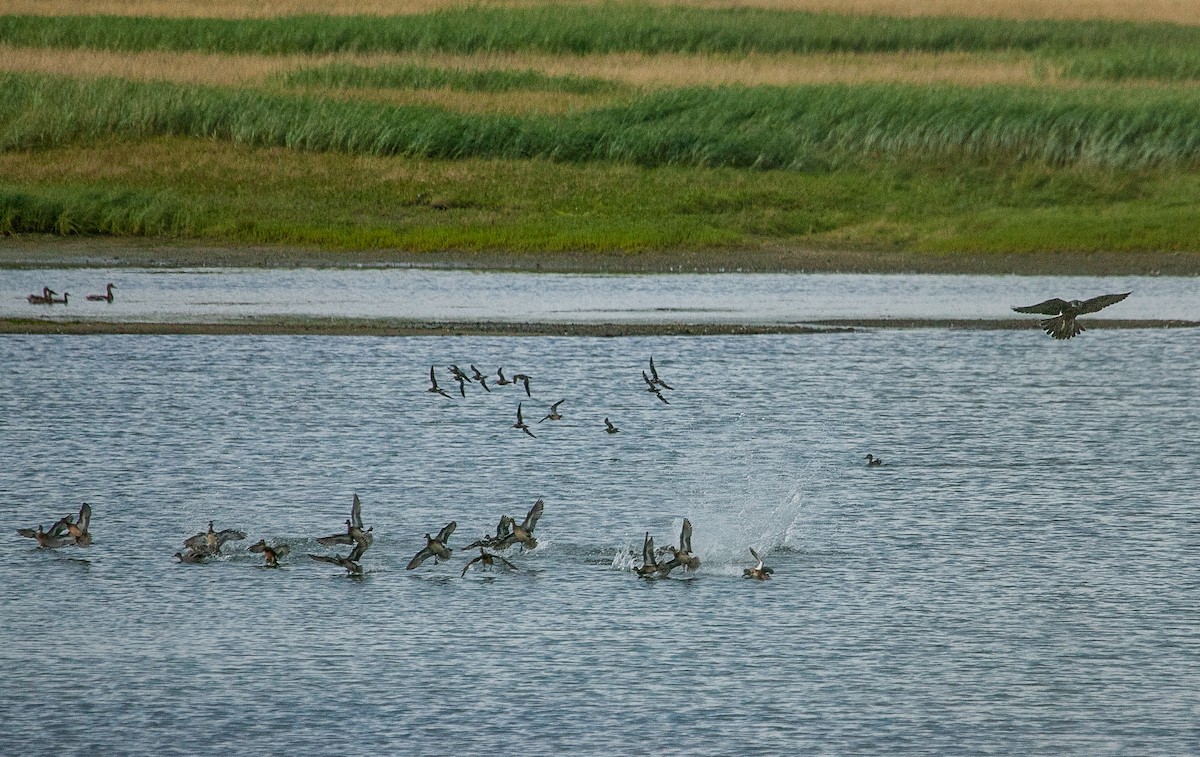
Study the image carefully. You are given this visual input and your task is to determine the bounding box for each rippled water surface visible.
[2,329,1198,755]
[3,268,1199,323]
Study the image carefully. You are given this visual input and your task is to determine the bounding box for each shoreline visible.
[3,317,1196,336]
[3,237,1200,276]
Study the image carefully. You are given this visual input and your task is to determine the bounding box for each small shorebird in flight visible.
[642,371,670,404]
[604,418,620,434]
[1012,292,1131,340]
[495,367,513,386]
[743,548,773,581]
[494,499,543,551]
[407,521,457,570]
[512,403,536,438]
[86,283,115,303]
[448,364,470,397]
[648,356,674,390]
[539,400,565,423]
[470,365,491,392]
[427,365,451,398]
[512,373,532,397]
[460,547,519,577]
[249,540,290,567]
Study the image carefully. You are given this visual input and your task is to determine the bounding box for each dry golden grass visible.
[0,44,1053,93]
[1,0,1197,23]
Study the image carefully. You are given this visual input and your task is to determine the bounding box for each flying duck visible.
[248,539,290,567]
[743,547,773,580]
[1012,291,1131,340]
[406,521,457,570]
[658,518,699,572]
[63,502,92,546]
[635,532,668,578]
[539,400,565,423]
[183,521,246,556]
[494,499,543,551]
[512,403,536,438]
[17,523,74,549]
[460,547,519,577]
[86,283,115,303]
[466,514,514,550]
[27,287,56,305]
[427,365,451,398]
[604,418,620,434]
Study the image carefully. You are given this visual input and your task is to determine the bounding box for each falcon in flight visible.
[1012,292,1131,340]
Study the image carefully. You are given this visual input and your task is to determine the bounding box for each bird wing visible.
[183,533,208,550]
[497,554,519,571]
[521,500,544,533]
[347,537,369,562]
[1078,291,1132,314]
[497,514,514,539]
[309,553,343,565]
[523,426,537,438]
[47,516,73,538]
[642,533,656,566]
[248,540,267,553]
[406,546,434,570]
[317,533,354,546]
[551,400,564,412]
[17,528,38,538]
[1012,298,1070,315]
[461,554,483,577]
[76,503,91,532]
[215,529,247,547]
[274,544,290,559]
[429,365,438,386]
[749,547,763,568]
[516,403,525,423]
[436,521,458,544]
[680,518,692,553]
[642,370,655,388]
[351,494,363,529]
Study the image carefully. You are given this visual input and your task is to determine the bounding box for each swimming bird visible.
[466,514,514,550]
[470,365,491,392]
[743,548,773,581]
[512,403,536,438]
[604,418,620,434]
[649,356,674,390]
[16,523,74,549]
[1012,292,1132,340]
[427,365,451,398]
[511,373,532,397]
[175,549,208,564]
[308,553,363,576]
[183,521,246,556]
[63,502,92,546]
[539,399,565,423]
[659,518,699,572]
[635,532,665,578]
[50,292,70,305]
[406,521,457,570]
[495,367,513,386]
[865,454,885,467]
[316,495,372,560]
[248,539,290,567]
[27,287,56,305]
[86,283,115,303]
[494,499,543,551]
[460,547,519,577]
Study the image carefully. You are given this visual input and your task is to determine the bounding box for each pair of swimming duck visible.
[17,502,93,549]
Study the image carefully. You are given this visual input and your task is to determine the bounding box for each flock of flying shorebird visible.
[16,290,1135,581]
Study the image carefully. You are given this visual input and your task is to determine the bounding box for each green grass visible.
[5,73,1200,170]
[5,136,1200,255]
[3,7,1200,58]
[277,63,622,94]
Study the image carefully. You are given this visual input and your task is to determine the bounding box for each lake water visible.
[1,323,1198,754]
[3,268,1199,324]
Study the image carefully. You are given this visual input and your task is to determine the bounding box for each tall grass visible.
[4,7,1200,57]
[278,62,621,94]
[4,73,1200,169]
[0,186,193,235]
[1063,45,1200,80]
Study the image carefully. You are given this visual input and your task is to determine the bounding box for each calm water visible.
[2,327,1199,755]
[3,268,1199,323]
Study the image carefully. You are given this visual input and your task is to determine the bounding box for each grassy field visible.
[2,3,1200,271]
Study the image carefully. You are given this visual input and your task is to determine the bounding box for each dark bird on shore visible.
[1012,292,1132,340]
[604,418,620,434]
[407,521,457,570]
[512,373,532,397]
[183,521,246,556]
[865,454,885,467]
[470,365,492,392]
[86,283,115,303]
[539,399,565,423]
[308,553,363,576]
[494,499,543,551]
[27,287,56,305]
[17,523,74,549]
[649,356,674,390]
[496,367,513,386]
[63,502,92,546]
[427,365,451,398]
[466,514,514,550]
[512,402,536,438]
[743,547,773,581]
[461,547,519,577]
[249,539,290,567]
